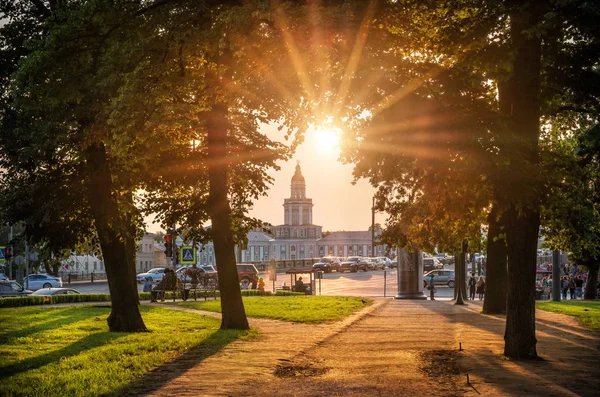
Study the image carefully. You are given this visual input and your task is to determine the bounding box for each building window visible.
[93,262,97,271]
[292,209,299,225]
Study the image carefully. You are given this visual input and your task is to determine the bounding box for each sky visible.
[247,123,386,232]
[145,123,387,233]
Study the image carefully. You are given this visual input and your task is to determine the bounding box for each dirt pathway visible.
[136,300,600,397]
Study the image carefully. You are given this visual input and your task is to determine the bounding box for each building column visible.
[299,206,303,225]
[395,248,427,299]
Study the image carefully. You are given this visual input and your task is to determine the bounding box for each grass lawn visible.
[177,296,372,323]
[0,305,252,397]
[536,300,600,329]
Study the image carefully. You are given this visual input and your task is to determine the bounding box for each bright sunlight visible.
[315,126,342,154]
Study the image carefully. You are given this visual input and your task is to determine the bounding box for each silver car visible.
[424,270,455,288]
[23,274,63,290]
[136,267,165,283]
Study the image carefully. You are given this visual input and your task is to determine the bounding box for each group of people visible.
[468,273,486,301]
[240,277,266,292]
[560,275,585,299]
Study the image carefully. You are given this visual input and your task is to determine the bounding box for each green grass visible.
[177,296,372,323]
[536,300,600,329]
[0,305,252,397]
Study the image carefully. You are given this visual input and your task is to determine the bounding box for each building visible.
[237,162,386,263]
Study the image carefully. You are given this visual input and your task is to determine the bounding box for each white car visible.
[137,267,165,283]
[176,265,217,282]
[23,274,63,290]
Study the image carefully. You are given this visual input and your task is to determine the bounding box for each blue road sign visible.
[0,246,5,263]
[180,246,196,265]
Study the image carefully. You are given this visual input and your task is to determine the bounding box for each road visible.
[68,268,456,300]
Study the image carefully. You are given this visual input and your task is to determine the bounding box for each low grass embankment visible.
[177,296,372,323]
[0,305,251,397]
[536,300,600,329]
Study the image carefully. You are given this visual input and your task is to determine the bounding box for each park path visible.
[136,300,600,397]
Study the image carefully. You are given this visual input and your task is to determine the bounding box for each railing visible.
[242,259,319,273]
[57,271,107,283]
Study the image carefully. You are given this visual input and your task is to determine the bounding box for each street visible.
[69,268,456,300]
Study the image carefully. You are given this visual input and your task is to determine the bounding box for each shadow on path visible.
[408,300,600,396]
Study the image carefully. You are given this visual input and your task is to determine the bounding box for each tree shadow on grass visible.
[108,329,243,397]
[0,306,109,345]
[410,300,600,396]
[0,331,125,380]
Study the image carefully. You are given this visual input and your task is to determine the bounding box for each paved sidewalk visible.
[136,299,600,397]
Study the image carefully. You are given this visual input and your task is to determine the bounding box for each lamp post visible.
[371,196,375,257]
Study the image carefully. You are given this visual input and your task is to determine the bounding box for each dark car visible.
[236,263,259,284]
[31,288,81,296]
[312,257,340,273]
[0,280,33,297]
[340,257,369,273]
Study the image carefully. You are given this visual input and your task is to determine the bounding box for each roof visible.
[291,162,305,182]
[318,231,378,242]
[247,231,275,242]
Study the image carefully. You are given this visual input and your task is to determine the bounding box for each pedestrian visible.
[240,280,249,290]
[568,277,576,299]
[476,275,485,301]
[258,277,265,294]
[468,272,476,300]
[574,276,584,299]
[561,276,568,299]
[429,273,435,300]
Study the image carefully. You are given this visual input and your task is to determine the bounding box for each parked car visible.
[376,257,391,268]
[389,259,398,269]
[312,257,340,273]
[366,258,384,270]
[136,267,166,283]
[176,265,218,282]
[423,270,455,288]
[340,257,369,273]
[31,288,81,296]
[236,263,259,284]
[423,257,443,272]
[0,280,32,297]
[23,274,63,291]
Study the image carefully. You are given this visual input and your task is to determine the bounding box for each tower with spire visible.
[265,161,322,259]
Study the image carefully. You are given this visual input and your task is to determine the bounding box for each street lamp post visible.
[371,196,375,257]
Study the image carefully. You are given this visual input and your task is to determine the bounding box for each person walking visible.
[574,276,584,299]
[568,277,576,300]
[476,275,485,301]
[468,273,476,300]
[429,273,435,300]
[562,276,569,299]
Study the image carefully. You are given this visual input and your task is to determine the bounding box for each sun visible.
[315,126,342,154]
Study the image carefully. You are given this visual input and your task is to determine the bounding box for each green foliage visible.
[0,294,112,308]
[537,301,600,330]
[177,296,371,323]
[0,305,248,397]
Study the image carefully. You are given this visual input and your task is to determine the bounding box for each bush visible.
[0,289,305,308]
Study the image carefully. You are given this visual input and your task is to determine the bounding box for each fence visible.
[243,259,320,273]
[58,271,107,283]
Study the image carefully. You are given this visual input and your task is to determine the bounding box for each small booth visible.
[284,267,316,295]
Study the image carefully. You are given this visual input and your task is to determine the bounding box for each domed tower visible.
[290,161,306,199]
[283,161,313,225]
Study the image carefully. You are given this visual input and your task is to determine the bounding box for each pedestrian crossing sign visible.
[0,246,5,263]
[180,246,196,264]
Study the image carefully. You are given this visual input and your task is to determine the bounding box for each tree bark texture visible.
[584,261,598,300]
[85,144,147,332]
[482,204,507,314]
[206,103,250,331]
[502,2,545,358]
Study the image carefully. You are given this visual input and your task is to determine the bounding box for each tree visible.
[542,122,600,299]
[0,0,174,332]
[338,0,600,358]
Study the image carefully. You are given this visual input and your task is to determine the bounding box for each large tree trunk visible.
[124,192,140,304]
[584,261,598,300]
[482,204,507,314]
[206,103,250,331]
[504,207,539,358]
[502,2,545,359]
[86,143,147,332]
